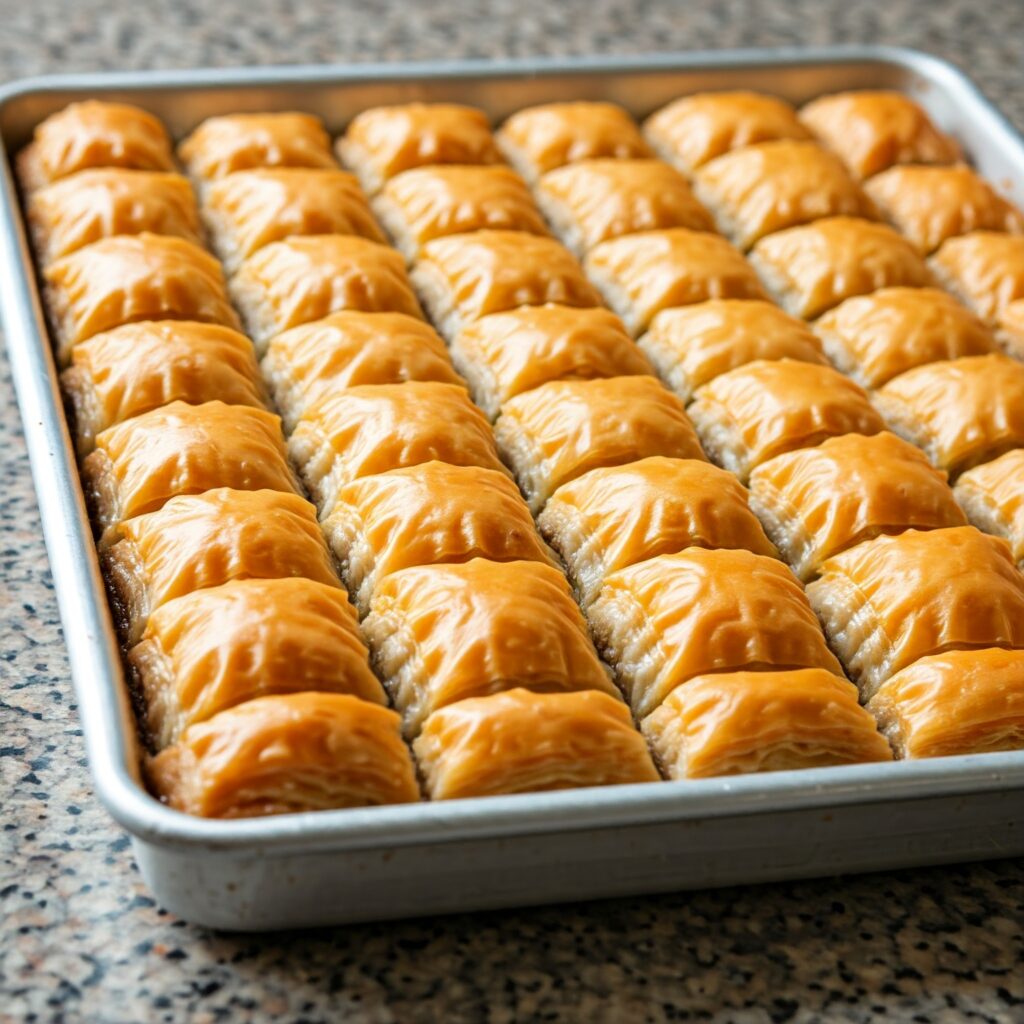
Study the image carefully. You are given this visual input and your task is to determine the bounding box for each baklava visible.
[954,449,1024,567]
[929,231,1024,323]
[997,299,1024,358]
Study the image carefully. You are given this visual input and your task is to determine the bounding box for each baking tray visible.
[2,46,1023,931]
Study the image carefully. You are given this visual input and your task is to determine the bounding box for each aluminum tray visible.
[2,46,1023,931]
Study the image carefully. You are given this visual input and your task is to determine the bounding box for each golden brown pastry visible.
[494,375,706,513]
[450,303,653,419]
[643,669,891,779]
[60,321,267,456]
[131,577,386,750]
[148,693,420,817]
[363,559,618,737]
[954,449,1024,567]
[807,526,1024,699]
[411,230,602,341]
[413,688,659,799]
[17,100,175,192]
[637,299,827,403]
[537,456,777,607]
[585,228,768,335]
[868,648,1024,758]
[749,217,933,320]
[535,158,715,256]
[589,548,843,718]
[323,461,557,615]
[813,287,996,389]
[688,359,885,482]
[642,91,810,176]
[693,140,876,249]
[799,90,961,179]
[749,431,967,582]
[44,233,241,364]
[997,299,1024,359]
[929,231,1024,323]
[873,354,1024,478]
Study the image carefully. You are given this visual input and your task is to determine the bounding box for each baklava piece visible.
[688,359,884,482]
[954,449,1024,567]
[929,231,1024,323]
[148,693,420,817]
[537,456,777,608]
[413,688,658,800]
[749,431,966,582]
[493,375,705,513]
[644,669,891,779]
[588,548,843,718]
[749,217,932,320]
[585,228,767,336]
[996,299,1024,358]
[806,526,1024,699]
[363,559,617,737]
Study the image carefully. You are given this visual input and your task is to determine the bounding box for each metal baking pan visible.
[2,46,1023,931]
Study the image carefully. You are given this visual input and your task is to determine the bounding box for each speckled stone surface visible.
[1,1,1024,1021]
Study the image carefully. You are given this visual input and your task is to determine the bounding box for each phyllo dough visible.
[288,381,507,515]
[494,375,706,513]
[61,321,267,456]
[202,168,385,273]
[588,548,843,718]
[642,91,810,176]
[749,217,933,320]
[866,164,1024,254]
[104,488,339,645]
[372,165,549,261]
[17,100,174,192]
[873,354,1024,478]
[411,230,602,341]
[231,235,423,351]
[323,462,557,615]
[496,101,651,183]
[449,303,652,419]
[813,287,995,389]
[749,431,967,582]
[131,577,385,750]
[363,559,618,737]
[688,359,885,482]
[693,140,876,250]
[929,231,1024,323]
[954,449,1024,566]
[44,233,241,364]
[643,669,891,779]
[585,228,768,335]
[997,299,1024,359]
[535,158,715,256]
[413,688,659,799]
[337,103,502,195]
[262,311,461,431]
[799,90,961,179]
[638,299,827,403]
[868,648,1024,759]
[537,456,777,608]
[147,693,420,818]
[27,169,202,265]
[806,526,1024,700]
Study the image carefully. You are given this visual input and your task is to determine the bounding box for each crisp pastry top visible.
[866,165,1024,254]
[177,112,336,180]
[799,90,961,179]
[997,298,1024,357]
[147,693,420,818]
[693,140,876,249]
[536,158,715,253]
[496,101,651,180]
[874,354,1024,477]
[748,431,967,581]
[642,91,810,175]
[954,450,1024,563]
[586,228,768,335]
[814,287,995,389]
[929,231,1024,323]
[18,100,175,192]
[750,216,933,320]
[868,648,1024,759]
[204,168,385,271]
[638,299,827,402]
[27,169,203,265]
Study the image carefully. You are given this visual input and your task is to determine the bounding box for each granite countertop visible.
[2,1,1023,1020]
